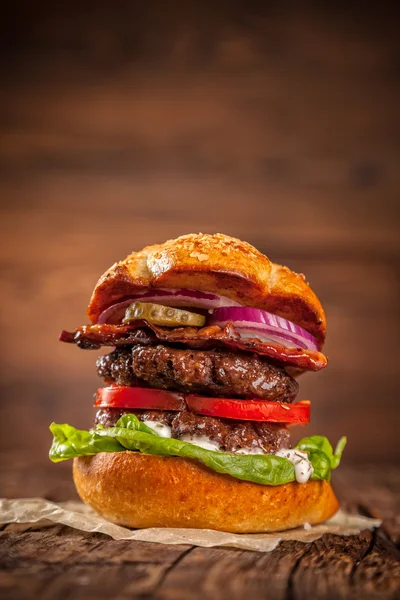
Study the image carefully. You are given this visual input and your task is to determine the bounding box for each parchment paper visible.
[0,498,381,553]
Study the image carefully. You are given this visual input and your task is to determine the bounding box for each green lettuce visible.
[295,435,347,481]
[49,414,346,486]
[49,423,125,462]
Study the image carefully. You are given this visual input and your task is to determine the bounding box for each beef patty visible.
[95,408,290,454]
[97,345,298,402]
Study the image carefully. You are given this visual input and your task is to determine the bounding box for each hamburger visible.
[50,233,346,533]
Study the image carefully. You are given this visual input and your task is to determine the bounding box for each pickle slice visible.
[123,301,206,327]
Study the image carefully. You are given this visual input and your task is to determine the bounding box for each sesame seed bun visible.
[87,233,326,348]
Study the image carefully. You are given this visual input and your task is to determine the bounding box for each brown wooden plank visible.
[151,542,310,600]
[0,527,191,600]
[291,532,400,600]
[1,528,399,600]
[351,533,400,599]
[0,527,188,566]
[334,466,400,546]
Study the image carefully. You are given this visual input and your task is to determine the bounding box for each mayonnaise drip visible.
[142,423,222,451]
[275,448,313,483]
[143,421,172,438]
[180,435,221,451]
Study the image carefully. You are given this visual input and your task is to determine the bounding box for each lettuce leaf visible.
[115,413,159,436]
[49,415,345,486]
[295,435,347,470]
[49,422,125,462]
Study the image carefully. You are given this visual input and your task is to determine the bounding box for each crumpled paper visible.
[0,498,381,553]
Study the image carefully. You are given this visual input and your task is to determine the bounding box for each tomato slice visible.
[186,396,310,424]
[95,386,186,411]
[94,386,310,424]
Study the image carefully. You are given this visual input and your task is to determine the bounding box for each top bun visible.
[87,233,326,348]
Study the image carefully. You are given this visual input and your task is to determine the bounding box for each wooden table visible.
[0,458,399,600]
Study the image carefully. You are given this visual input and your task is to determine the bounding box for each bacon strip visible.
[59,321,327,372]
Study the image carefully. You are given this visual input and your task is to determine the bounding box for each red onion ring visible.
[97,289,240,324]
[209,307,318,352]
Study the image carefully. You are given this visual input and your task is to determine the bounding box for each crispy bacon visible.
[59,321,327,372]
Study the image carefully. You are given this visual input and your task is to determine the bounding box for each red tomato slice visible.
[186,396,310,424]
[95,386,186,411]
[94,386,310,424]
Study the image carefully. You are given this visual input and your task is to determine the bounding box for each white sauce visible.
[275,448,313,483]
[143,421,172,438]
[180,435,221,451]
[142,423,222,451]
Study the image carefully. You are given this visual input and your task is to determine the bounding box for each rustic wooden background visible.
[0,3,399,481]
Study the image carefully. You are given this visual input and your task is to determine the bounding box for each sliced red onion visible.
[235,328,309,349]
[97,288,240,324]
[209,307,318,351]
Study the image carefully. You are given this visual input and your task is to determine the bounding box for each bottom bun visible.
[73,451,339,533]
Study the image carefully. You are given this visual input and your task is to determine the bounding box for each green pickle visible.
[123,301,206,328]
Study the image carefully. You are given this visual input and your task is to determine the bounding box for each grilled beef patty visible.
[95,408,291,454]
[97,345,298,402]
